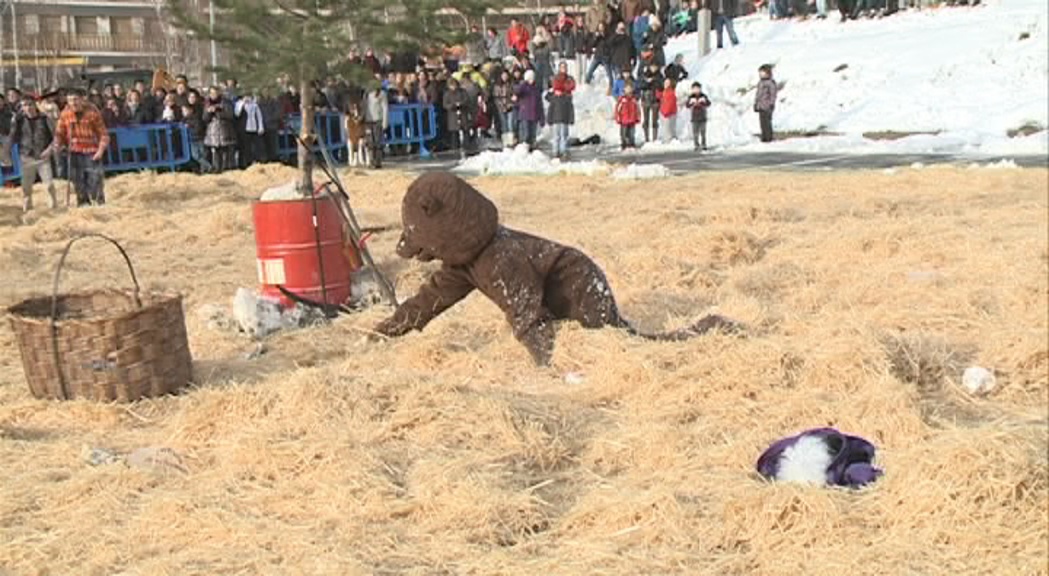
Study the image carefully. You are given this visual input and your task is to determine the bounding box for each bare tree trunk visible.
[153,0,177,77]
[298,78,315,195]
[1,7,6,88]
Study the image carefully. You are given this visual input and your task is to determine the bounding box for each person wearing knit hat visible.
[514,70,541,150]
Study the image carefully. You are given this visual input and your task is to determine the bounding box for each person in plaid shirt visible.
[54,90,110,207]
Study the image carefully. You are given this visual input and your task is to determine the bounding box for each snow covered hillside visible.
[570,0,1048,156]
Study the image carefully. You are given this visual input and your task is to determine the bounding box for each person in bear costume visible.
[374,172,742,365]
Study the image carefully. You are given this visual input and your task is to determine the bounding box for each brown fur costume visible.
[375,172,741,365]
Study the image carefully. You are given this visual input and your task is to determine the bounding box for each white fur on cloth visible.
[775,434,834,486]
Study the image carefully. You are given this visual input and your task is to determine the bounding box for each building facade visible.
[1,0,212,92]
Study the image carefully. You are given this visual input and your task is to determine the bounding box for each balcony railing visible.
[1,33,166,54]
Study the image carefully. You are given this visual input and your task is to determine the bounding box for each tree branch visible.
[272,0,308,20]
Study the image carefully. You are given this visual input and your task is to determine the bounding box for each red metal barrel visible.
[252,196,360,309]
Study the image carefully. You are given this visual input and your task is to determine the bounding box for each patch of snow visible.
[232,288,285,338]
[564,371,586,385]
[231,287,327,338]
[974,129,1049,156]
[259,181,304,202]
[962,366,998,395]
[569,0,1048,156]
[967,158,1020,169]
[638,139,697,153]
[350,268,385,309]
[453,144,611,176]
[612,163,673,180]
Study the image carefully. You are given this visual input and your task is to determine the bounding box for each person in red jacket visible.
[548,62,576,158]
[658,77,679,143]
[507,18,531,57]
[614,83,642,150]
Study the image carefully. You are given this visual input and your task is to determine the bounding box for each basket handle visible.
[49,233,141,400]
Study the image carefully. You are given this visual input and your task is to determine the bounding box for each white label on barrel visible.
[258,259,286,285]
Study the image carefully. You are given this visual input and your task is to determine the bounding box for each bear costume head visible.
[395,172,500,267]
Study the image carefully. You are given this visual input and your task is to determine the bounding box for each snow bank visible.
[571,0,1048,156]
[612,163,673,179]
[639,140,696,153]
[967,158,1020,169]
[452,144,611,176]
[451,145,672,179]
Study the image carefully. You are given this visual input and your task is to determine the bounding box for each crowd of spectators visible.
[1,0,983,194]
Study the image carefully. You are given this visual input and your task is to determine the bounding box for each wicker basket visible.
[6,234,193,402]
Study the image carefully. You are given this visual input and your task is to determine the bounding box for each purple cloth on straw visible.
[756,427,883,488]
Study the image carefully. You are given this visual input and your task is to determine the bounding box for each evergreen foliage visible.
[168,0,507,191]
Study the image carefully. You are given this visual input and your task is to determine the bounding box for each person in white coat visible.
[363,86,389,169]
[234,94,266,167]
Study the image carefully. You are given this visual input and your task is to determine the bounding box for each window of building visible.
[40,15,64,35]
[75,16,99,35]
[24,14,40,35]
[112,16,134,36]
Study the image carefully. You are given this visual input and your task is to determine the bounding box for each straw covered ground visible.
[0,162,1046,575]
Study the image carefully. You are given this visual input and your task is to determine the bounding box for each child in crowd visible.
[658,77,678,144]
[614,83,642,150]
[754,64,777,143]
[685,81,712,151]
[160,93,182,123]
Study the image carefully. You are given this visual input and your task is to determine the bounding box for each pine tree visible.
[168,0,508,193]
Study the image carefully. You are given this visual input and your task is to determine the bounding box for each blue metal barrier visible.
[386,104,438,159]
[103,123,192,173]
[1,144,21,184]
[277,104,438,163]
[278,112,348,163]
[5,105,439,186]
[4,123,190,185]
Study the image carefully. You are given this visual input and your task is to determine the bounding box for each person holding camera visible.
[202,86,236,172]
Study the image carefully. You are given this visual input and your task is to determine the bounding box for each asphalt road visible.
[387,144,1049,174]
